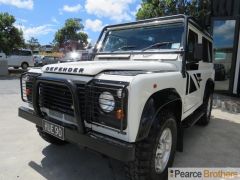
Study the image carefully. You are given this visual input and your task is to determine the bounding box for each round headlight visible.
[99,91,115,113]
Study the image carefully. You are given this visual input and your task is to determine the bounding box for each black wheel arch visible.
[204,78,215,98]
[136,88,182,142]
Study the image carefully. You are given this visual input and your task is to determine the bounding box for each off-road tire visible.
[125,111,177,180]
[36,126,67,145]
[21,62,29,70]
[198,90,213,126]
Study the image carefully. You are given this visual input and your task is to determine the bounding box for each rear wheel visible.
[21,62,28,70]
[36,126,67,145]
[125,111,177,180]
[198,91,213,126]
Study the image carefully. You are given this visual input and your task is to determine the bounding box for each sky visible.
[213,20,236,49]
[0,0,141,45]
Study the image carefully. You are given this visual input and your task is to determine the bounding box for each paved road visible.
[0,78,240,180]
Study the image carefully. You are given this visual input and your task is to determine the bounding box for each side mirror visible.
[194,44,203,61]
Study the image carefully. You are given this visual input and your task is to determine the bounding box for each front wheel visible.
[125,111,177,180]
[21,62,28,70]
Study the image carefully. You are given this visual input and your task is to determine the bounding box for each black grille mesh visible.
[39,82,74,116]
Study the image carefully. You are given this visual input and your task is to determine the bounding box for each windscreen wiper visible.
[111,45,136,52]
[141,41,173,52]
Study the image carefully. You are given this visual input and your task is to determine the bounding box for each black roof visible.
[104,14,187,30]
[101,14,211,39]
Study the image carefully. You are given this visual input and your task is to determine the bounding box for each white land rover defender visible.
[19,15,214,180]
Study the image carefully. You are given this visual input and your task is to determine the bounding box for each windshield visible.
[99,23,184,53]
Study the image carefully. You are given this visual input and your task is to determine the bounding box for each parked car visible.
[42,56,59,65]
[33,49,40,55]
[33,55,44,67]
[7,49,34,69]
[214,64,226,81]
[59,51,81,63]
[41,45,53,53]
[59,50,92,63]
[0,52,6,60]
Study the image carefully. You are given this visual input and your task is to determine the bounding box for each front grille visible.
[39,82,74,116]
[29,78,128,131]
[76,83,87,120]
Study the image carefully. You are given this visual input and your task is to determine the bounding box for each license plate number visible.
[42,120,64,140]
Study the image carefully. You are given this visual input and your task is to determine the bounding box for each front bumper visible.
[18,106,135,162]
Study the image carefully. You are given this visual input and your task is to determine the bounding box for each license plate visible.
[42,120,64,140]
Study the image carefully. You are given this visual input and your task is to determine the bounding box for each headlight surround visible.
[99,91,115,113]
[20,72,40,103]
[85,79,129,131]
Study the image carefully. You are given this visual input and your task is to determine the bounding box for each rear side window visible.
[12,49,20,55]
[20,50,32,56]
[187,30,198,62]
[202,37,212,62]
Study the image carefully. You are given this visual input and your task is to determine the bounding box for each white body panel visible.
[127,71,185,142]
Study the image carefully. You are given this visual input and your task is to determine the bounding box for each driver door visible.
[184,29,202,114]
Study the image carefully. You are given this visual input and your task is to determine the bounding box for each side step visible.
[182,110,205,128]
[177,109,205,152]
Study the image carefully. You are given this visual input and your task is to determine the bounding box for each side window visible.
[20,51,32,56]
[187,30,198,62]
[26,51,32,56]
[19,50,24,56]
[12,49,19,56]
[202,37,213,63]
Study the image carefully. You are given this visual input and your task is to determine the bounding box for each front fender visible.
[127,72,185,142]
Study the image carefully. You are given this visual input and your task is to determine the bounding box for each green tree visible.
[0,12,25,54]
[136,0,211,22]
[54,18,88,49]
[27,37,40,50]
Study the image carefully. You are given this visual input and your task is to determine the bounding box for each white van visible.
[0,52,6,60]
[7,49,34,69]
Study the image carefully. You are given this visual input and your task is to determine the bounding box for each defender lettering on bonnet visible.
[45,66,84,73]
